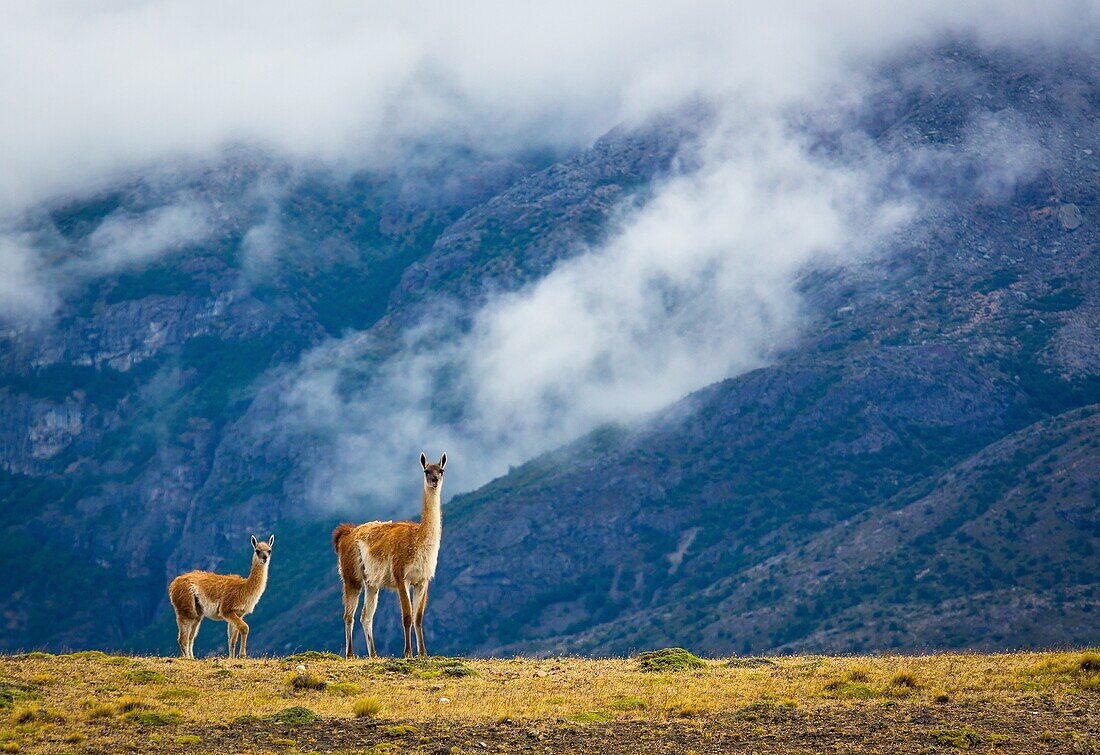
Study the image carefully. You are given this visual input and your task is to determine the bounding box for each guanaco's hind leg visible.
[175,614,189,658]
[361,586,379,659]
[342,583,362,659]
[187,616,202,658]
[397,582,414,659]
[227,622,239,659]
[412,581,429,658]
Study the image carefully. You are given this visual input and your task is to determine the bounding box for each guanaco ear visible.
[267,534,275,547]
[250,534,258,548]
[420,452,428,470]
[439,452,447,470]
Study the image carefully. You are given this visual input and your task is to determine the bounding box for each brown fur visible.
[335,452,446,659]
[168,535,273,659]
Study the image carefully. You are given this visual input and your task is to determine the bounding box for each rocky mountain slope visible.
[1,45,1097,656]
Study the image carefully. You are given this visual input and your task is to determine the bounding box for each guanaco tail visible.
[333,452,447,659]
[168,534,274,659]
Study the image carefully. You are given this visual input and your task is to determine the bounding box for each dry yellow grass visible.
[0,650,1097,752]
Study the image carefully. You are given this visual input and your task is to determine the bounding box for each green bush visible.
[266,707,320,726]
[353,699,382,719]
[636,648,706,673]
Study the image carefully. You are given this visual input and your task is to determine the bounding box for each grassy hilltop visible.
[0,649,1097,753]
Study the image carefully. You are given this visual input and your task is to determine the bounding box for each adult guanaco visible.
[168,534,274,659]
[333,452,446,659]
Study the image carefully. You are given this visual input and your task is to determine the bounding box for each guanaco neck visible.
[416,482,442,547]
[244,555,270,597]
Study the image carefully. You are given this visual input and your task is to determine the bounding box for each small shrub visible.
[158,688,200,701]
[844,667,871,683]
[12,707,60,725]
[116,697,151,713]
[327,682,361,696]
[284,651,343,663]
[930,727,983,749]
[29,675,52,686]
[1079,653,1100,673]
[104,656,132,666]
[230,715,261,726]
[271,739,295,747]
[1,742,18,753]
[64,651,108,661]
[353,698,382,719]
[65,733,86,743]
[890,672,920,689]
[886,671,921,698]
[636,648,706,673]
[124,710,183,727]
[285,671,327,692]
[128,669,166,685]
[266,707,320,726]
[175,734,202,744]
[86,704,115,719]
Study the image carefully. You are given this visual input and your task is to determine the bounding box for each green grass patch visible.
[127,669,166,685]
[607,696,646,711]
[63,651,108,661]
[372,657,476,678]
[636,648,706,673]
[124,710,183,727]
[266,707,320,726]
[824,681,876,699]
[0,684,37,711]
[14,653,53,660]
[930,727,984,749]
[175,734,202,745]
[384,724,418,736]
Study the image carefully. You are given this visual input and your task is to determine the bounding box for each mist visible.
[1,0,1095,508]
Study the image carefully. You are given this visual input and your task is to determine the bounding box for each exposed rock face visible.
[1,47,1097,656]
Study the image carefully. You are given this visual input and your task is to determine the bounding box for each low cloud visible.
[0,197,216,325]
[282,107,916,509]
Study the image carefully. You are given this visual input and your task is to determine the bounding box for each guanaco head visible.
[420,452,447,490]
[250,534,275,564]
